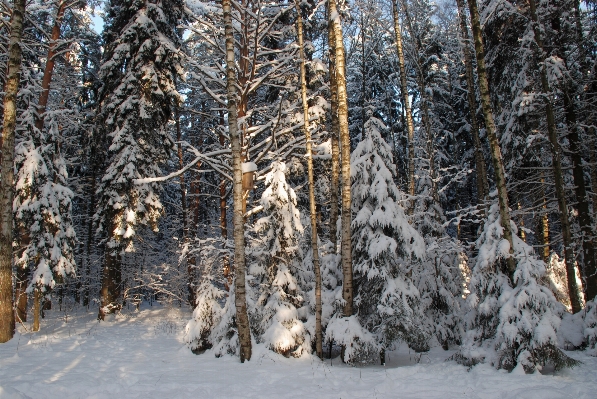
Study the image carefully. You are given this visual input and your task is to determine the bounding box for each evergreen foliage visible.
[350,115,427,358]
[95,0,184,253]
[458,202,578,372]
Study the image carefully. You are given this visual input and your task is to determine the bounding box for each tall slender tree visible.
[0,0,26,343]
[223,0,252,362]
[465,0,516,279]
[328,0,353,318]
[295,0,323,359]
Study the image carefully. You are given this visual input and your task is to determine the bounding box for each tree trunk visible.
[527,0,583,313]
[175,107,195,306]
[466,0,516,280]
[33,289,41,332]
[537,173,550,264]
[328,10,340,252]
[15,264,27,323]
[223,0,252,362]
[591,137,597,226]
[0,0,26,343]
[295,0,323,359]
[34,1,67,131]
[391,0,416,200]
[455,0,489,205]
[360,14,366,141]
[98,248,122,320]
[329,0,353,317]
[562,89,597,302]
[83,170,97,308]
[219,111,231,291]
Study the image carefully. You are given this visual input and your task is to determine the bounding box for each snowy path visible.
[1,305,595,399]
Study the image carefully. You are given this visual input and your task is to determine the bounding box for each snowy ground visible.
[1,304,596,399]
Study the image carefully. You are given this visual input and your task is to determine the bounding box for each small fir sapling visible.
[411,173,467,349]
[185,239,229,352]
[14,114,76,296]
[247,161,309,357]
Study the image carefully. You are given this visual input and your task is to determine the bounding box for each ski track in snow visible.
[1,305,595,399]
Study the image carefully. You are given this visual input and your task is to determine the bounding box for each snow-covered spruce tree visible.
[456,201,578,372]
[95,0,184,319]
[185,238,230,352]
[411,173,467,350]
[247,161,309,357]
[327,115,426,364]
[13,116,76,329]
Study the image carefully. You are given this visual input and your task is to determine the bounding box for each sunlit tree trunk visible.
[391,0,416,200]
[98,247,122,320]
[223,0,252,362]
[527,0,583,312]
[466,0,516,280]
[329,0,353,317]
[0,0,26,343]
[35,1,67,130]
[295,0,322,358]
[536,173,550,264]
[219,111,230,290]
[14,262,27,323]
[32,289,41,332]
[562,89,596,302]
[328,9,340,252]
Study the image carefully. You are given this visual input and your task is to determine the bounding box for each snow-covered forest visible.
[1,0,597,395]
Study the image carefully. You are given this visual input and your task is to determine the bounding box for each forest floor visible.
[1,303,596,399]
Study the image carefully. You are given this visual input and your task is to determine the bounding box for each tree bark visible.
[537,173,550,264]
[391,0,416,200]
[14,263,27,323]
[360,14,366,141]
[328,10,340,252]
[223,0,252,362]
[329,0,353,317]
[83,169,97,308]
[219,111,231,291]
[466,0,516,280]
[0,0,26,343]
[455,0,489,205]
[98,248,122,320]
[34,1,67,131]
[175,107,195,305]
[562,89,596,302]
[527,0,583,312]
[33,289,41,332]
[295,0,323,359]
[591,137,597,227]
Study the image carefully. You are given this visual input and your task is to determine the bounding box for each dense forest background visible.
[0,0,596,373]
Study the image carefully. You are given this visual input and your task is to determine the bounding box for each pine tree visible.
[95,0,184,319]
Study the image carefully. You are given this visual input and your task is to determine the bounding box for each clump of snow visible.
[241,162,258,173]
[325,315,378,365]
